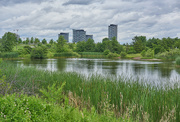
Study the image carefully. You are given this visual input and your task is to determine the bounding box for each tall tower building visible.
[73,29,86,43]
[58,33,69,42]
[108,24,118,40]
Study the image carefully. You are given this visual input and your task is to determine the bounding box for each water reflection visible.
[9,58,180,84]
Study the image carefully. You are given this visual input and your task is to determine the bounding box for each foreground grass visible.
[0,61,180,121]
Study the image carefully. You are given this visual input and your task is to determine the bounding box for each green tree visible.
[34,38,40,45]
[85,38,95,52]
[95,42,103,52]
[1,32,17,52]
[56,36,67,53]
[42,38,47,44]
[49,39,54,45]
[132,36,146,53]
[30,37,34,44]
[76,41,86,52]
[25,38,30,44]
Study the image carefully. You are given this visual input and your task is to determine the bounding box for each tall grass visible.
[0,61,180,121]
[176,57,180,66]
[78,52,106,58]
[0,52,19,58]
[54,52,80,58]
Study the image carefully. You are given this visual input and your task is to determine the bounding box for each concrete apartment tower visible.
[73,29,86,43]
[108,24,118,40]
[58,33,69,42]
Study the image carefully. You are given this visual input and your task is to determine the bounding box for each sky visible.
[0,0,180,44]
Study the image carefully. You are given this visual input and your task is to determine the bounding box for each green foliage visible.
[127,47,136,54]
[76,41,86,52]
[42,38,47,44]
[85,39,95,52]
[25,38,30,44]
[132,36,146,53]
[31,46,47,59]
[1,61,180,122]
[0,52,19,58]
[24,46,32,54]
[107,53,119,58]
[56,36,67,53]
[141,50,146,57]
[120,52,127,58]
[78,52,105,58]
[141,49,154,58]
[156,49,180,60]
[49,39,54,45]
[40,82,66,104]
[54,52,80,58]
[104,49,110,55]
[0,32,18,52]
[176,57,180,65]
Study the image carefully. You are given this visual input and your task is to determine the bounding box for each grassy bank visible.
[0,61,180,121]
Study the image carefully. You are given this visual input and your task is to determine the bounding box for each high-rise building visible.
[86,35,93,41]
[108,24,118,40]
[58,33,69,42]
[73,29,86,43]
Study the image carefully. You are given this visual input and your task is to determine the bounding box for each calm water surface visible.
[9,58,180,86]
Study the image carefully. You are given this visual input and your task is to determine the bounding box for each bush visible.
[107,53,119,58]
[156,49,180,60]
[24,46,32,54]
[104,49,110,55]
[120,52,127,58]
[176,57,180,65]
[141,50,146,57]
[31,47,47,59]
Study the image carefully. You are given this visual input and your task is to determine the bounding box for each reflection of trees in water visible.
[57,59,66,71]
[22,59,48,68]
[102,62,118,75]
[131,63,145,75]
[86,60,94,70]
[158,63,173,78]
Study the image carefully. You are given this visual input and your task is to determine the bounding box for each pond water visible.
[8,58,180,86]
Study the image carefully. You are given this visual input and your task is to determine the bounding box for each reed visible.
[78,52,106,58]
[176,57,180,66]
[0,61,179,121]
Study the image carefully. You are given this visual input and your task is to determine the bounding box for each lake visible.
[8,58,180,86]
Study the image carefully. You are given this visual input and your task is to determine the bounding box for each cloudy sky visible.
[0,0,180,43]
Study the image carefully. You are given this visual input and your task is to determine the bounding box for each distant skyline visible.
[0,0,180,44]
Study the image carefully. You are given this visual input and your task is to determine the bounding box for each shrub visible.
[120,52,127,58]
[107,53,119,58]
[176,57,180,65]
[24,46,32,54]
[141,50,146,57]
[104,49,110,55]
[31,47,47,59]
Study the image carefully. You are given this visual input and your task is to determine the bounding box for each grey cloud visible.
[0,0,49,6]
[63,0,103,5]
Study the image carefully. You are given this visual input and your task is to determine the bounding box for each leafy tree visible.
[76,41,86,52]
[34,38,40,45]
[42,38,47,44]
[102,38,113,52]
[1,32,17,52]
[30,37,34,44]
[85,38,95,52]
[49,39,54,45]
[95,42,104,52]
[18,38,22,44]
[25,38,30,44]
[132,36,146,53]
[56,36,67,53]
[31,46,47,59]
